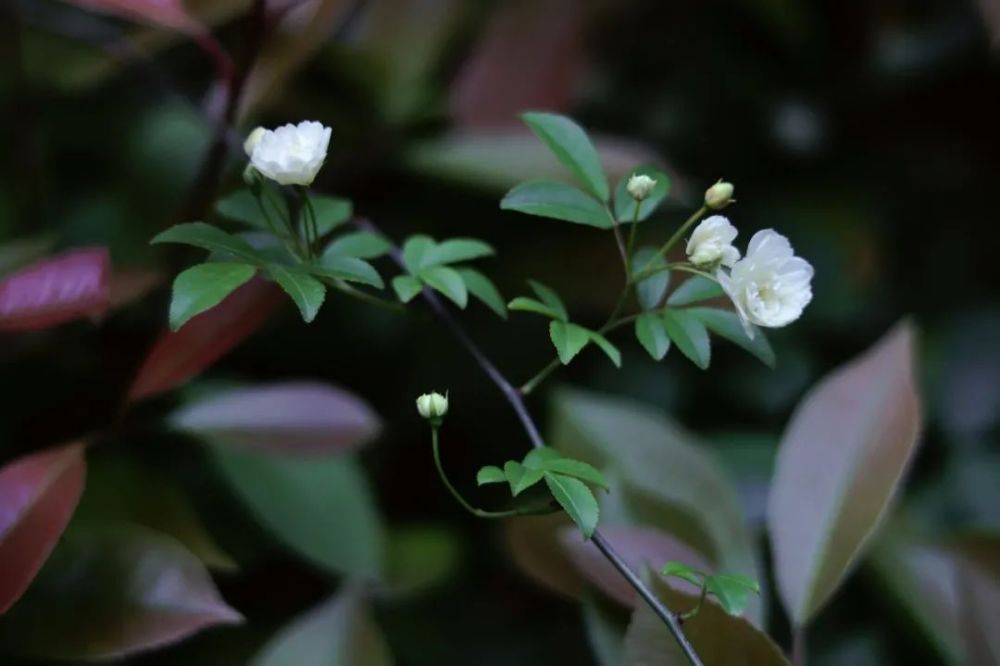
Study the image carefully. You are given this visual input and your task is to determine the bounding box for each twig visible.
[353,217,704,666]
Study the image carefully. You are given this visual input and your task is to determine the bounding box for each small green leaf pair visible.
[477,447,608,538]
[391,235,506,318]
[216,189,353,239]
[660,561,761,618]
[500,112,670,228]
[509,280,621,367]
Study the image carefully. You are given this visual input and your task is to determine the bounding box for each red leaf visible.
[450,0,584,128]
[0,443,86,614]
[64,0,203,34]
[558,525,710,608]
[0,524,242,659]
[171,381,382,455]
[0,247,110,332]
[128,277,282,403]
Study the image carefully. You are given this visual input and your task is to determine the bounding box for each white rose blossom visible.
[686,215,740,268]
[248,121,331,186]
[718,229,813,335]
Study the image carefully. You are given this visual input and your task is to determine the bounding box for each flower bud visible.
[244,127,266,157]
[626,173,657,201]
[416,392,449,422]
[705,180,735,210]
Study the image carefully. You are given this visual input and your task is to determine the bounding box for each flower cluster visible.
[686,211,813,334]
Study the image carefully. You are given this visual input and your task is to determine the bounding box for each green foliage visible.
[477,447,607,538]
[521,111,610,201]
[635,313,671,361]
[394,234,504,315]
[301,194,352,237]
[662,308,711,369]
[152,222,265,263]
[660,562,761,617]
[613,165,671,222]
[267,265,326,323]
[169,262,256,331]
[667,275,724,306]
[311,255,384,288]
[632,247,670,310]
[322,231,392,259]
[500,180,612,228]
[687,307,775,368]
[550,320,590,364]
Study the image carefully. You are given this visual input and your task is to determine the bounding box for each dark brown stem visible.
[182,0,269,221]
[353,217,703,666]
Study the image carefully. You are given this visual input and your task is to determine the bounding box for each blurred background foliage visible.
[0,0,998,664]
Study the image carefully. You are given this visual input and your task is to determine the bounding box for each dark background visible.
[1,0,998,664]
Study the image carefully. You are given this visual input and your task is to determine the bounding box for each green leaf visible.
[477,466,506,486]
[457,268,507,318]
[213,448,383,577]
[613,166,671,222]
[503,461,533,496]
[705,574,761,616]
[215,190,268,230]
[632,247,670,310]
[424,238,494,266]
[312,255,384,288]
[302,195,352,237]
[662,308,711,369]
[392,275,424,303]
[539,458,609,490]
[251,587,392,666]
[420,265,468,308]
[544,472,599,538]
[550,320,591,365]
[383,526,462,598]
[587,330,622,368]
[622,577,789,666]
[268,265,326,323]
[522,446,563,469]
[768,321,922,625]
[661,561,705,587]
[322,231,391,259]
[512,467,546,496]
[635,313,671,361]
[508,297,561,319]
[501,180,612,229]
[152,222,263,263]
[667,276,724,306]
[169,263,256,331]
[521,112,609,201]
[401,235,436,272]
[687,307,775,368]
[528,280,568,320]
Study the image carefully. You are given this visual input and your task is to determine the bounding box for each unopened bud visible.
[243,126,266,157]
[705,180,735,210]
[626,173,657,201]
[416,392,449,422]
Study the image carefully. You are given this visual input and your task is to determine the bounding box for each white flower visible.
[718,229,813,334]
[243,127,266,157]
[416,392,449,420]
[249,121,331,186]
[626,174,657,200]
[686,215,740,268]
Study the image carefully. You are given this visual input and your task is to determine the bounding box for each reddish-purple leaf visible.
[0,247,110,332]
[506,514,586,599]
[128,277,282,402]
[558,525,710,608]
[0,524,242,659]
[768,320,923,626]
[0,442,86,614]
[63,0,203,34]
[450,0,584,128]
[171,381,381,455]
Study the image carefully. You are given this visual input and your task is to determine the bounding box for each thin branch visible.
[353,217,704,666]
